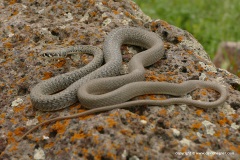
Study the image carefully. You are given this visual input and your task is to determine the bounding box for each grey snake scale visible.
[18,27,228,141]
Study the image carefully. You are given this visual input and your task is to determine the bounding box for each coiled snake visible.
[18,27,228,141]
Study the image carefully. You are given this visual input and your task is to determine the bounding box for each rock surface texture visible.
[0,0,239,159]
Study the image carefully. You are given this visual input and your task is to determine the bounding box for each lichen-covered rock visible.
[0,0,239,159]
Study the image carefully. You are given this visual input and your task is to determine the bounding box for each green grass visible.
[133,0,240,59]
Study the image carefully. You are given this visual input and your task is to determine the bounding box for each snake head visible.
[39,49,68,59]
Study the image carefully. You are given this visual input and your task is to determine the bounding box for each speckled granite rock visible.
[0,0,239,160]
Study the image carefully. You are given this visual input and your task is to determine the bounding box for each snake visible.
[18,27,228,141]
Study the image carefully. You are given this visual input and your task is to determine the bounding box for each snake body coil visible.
[20,27,228,141]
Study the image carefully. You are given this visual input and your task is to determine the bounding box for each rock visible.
[0,0,239,159]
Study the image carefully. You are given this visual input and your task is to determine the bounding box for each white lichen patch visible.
[196,132,203,139]
[22,4,27,9]
[199,73,207,80]
[180,138,191,146]
[218,103,235,115]
[43,135,49,140]
[102,18,112,26]
[120,64,129,74]
[122,19,132,25]
[38,9,45,14]
[231,123,239,130]
[96,2,108,12]
[140,119,147,124]
[34,148,45,160]
[199,62,217,73]
[11,98,23,107]
[26,118,39,126]
[171,128,180,136]
[80,12,89,22]
[167,105,175,113]
[129,155,140,160]
[179,104,187,110]
[202,120,216,135]
[8,33,14,37]
[144,123,155,133]
[121,150,128,159]
[64,12,73,21]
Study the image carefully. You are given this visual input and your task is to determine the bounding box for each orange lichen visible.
[24,25,31,32]
[224,128,229,136]
[96,126,104,132]
[88,0,95,5]
[25,134,38,142]
[199,142,212,150]
[203,115,209,121]
[187,50,193,54]
[148,94,167,100]
[44,142,54,149]
[93,135,99,144]
[58,5,63,9]
[130,2,137,10]
[125,112,137,119]
[10,118,17,125]
[107,152,117,160]
[173,111,180,116]
[3,42,13,48]
[81,54,90,64]
[160,20,172,30]
[177,36,184,42]
[218,117,228,126]
[197,65,204,72]
[90,11,97,17]
[219,112,225,117]
[102,1,108,5]
[229,144,240,154]
[231,113,239,119]
[37,114,50,123]
[113,10,119,15]
[14,127,25,136]
[191,122,202,130]
[144,146,149,151]
[80,35,85,39]
[0,113,6,119]
[140,115,147,120]
[0,114,5,125]
[195,109,203,116]
[189,135,198,141]
[75,4,82,7]
[158,108,167,117]
[7,131,16,143]
[203,141,211,147]
[200,89,207,96]
[9,144,18,152]
[12,10,19,16]
[54,59,66,68]
[153,74,169,82]
[42,72,53,80]
[71,132,87,142]
[68,40,75,45]
[181,146,188,152]
[106,118,117,127]
[214,130,221,137]
[51,120,70,134]
[120,129,132,136]
[9,0,17,5]
[8,89,13,94]
[13,105,25,113]
[21,116,28,122]
[124,11,135,19]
